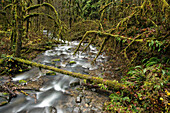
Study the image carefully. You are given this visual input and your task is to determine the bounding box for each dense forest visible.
[0,0,169,112]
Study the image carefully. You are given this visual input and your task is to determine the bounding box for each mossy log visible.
[7,57,128,92]
[0,59,4,65]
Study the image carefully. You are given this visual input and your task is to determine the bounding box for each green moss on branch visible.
[8,56,128,92]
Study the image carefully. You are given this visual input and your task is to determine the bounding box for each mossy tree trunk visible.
[15,0,24,57]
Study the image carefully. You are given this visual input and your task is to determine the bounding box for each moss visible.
[51,62,55,65]
[0,59,4,65]
[69,61,76,64]
[12,56,128,92]
[55,65,61,68]
[51,59,61,62]
[19,80,27,84]
[46,71,56,75]
[2,92,9,96]
[0,101,8,106]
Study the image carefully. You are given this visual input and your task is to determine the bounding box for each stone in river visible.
[76,96,82,103]
[73,107,81,113]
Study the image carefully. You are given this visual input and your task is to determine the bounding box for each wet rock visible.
[65,107,74,113]
[45,71,56,75]
[19,80,27,86]
[51,59,61,62]
[73,107,81,113]
[70,79,80,87]
[90,107,100,113]
[28,107,46,113]
[66,63,76,67]
[51,62,55,65]
[0,92,9,97]
[79,92,84,97]
[55,65,61,68]
[0,97,8,106]
[85,98,91,105]
[91,88,96,92]
[69,61,76,64]
[81,108,91,113]
[45,106,57,113]
[76,96,82,103]
[85,103,89,107]
[0,92,10,104]
[114,67,121,71]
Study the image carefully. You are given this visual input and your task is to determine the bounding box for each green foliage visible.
[0,55,29,75]
[81,0,101,19]
[19,80,27,84]
[98,83,108,90]
[148,40,168,52]
[107,93,133,112]
[106,57,169,112]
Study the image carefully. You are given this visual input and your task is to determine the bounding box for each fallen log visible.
[0,58,3,65]
[6,56,128,92]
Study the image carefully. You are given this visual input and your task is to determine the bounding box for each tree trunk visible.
[10,57,128,92]
[26,1,31,39]
[15,1,23,57]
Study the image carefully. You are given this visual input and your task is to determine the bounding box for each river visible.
[0,40,110,113]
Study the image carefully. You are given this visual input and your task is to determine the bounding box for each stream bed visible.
[0,40,110,113]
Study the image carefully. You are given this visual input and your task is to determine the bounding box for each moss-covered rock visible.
[55,65,61,68]
[0,92,9,106]
[0,100,8,106]
[69,61,76,64]
[51,59,61,62]
[46,71,56,75]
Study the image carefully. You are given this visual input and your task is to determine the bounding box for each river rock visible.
[114,67,121,71]
[90,107,100,113]
[51,59,61,62]
[76,96,82,103]
[70,79,80,87]
[81,108,92,113]
[0,97,8,106]
[45,71,56,75]
[91,88,96,92]
[45,106,57,113]
[28,107,46,113]
[73,107,81,113]
[55,65,61,68]
[69,61,76,64]
[85,98,91,105]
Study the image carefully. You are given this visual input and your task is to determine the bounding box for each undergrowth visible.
[105,57,170,112]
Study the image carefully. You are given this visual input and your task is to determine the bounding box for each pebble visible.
[114,67,120,71]
[85,98,91,104]
[70,79,80,87]
[73,107,81,113]
[91,88,96,92]
[76,96,82,103]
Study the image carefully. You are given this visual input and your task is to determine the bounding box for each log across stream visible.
[0,40,126,113]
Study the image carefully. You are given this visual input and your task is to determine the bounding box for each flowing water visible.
[0,40,109,113]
